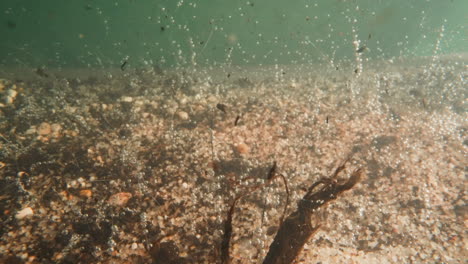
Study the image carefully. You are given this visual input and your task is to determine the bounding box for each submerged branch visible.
[263,168,362,264]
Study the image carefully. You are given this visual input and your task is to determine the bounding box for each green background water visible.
[0,0,466,69]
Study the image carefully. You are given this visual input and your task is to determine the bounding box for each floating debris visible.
[356,45,367,53]
[120,60,128,71]
[35,67,49,78]
[6,20,16,29]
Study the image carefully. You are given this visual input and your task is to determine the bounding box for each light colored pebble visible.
[121,96,133,103]
[178,97,188,105]
[79,189,93,198]
[25,127,36,135]
[51,123,62,133]
[5,89,18,104]
[167,107,177,115]
[16,207,34,220]
[236,143,250,155]
[207,95,218,103]
[7,89,17,98]
[177,111,189,120]
[37,122,52,136]
[108,192,132,206]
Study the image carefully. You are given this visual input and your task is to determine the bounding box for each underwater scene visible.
[0,1,466,263]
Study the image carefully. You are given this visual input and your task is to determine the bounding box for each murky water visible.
[0,1,466,263]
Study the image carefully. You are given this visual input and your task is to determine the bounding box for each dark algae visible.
[263,161,362,264]
[220,158,361,264]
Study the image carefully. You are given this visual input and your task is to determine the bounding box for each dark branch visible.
[263,168,362,264]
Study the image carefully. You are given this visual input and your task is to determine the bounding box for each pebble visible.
[108,192,132,206]
[79,189,93,198]
[207,95,218,103]
[16,207,34,220]
[177,111,189,120]
[121,96,133,103]
[178,97,188,105]
[51,123,62,134]
[236,143,250,155]
[5,89,18,104]
[37,122,52,136]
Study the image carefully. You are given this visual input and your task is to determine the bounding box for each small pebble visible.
[37,122,52,136]
[207,95,218,103]
[51,123,62,135]
[79,189,93,198]
[131,242,138,250]
[178,97,188,105]
[236,143,250,155]
[108,192,132,206]
[121,96,133,103]
[16,207,34,220]
[5,89,18,104]
[177,111,189,120]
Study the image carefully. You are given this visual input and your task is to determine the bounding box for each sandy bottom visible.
[0,60,466,263]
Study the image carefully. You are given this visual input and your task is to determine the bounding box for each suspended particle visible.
[120,60,128,71]
[356,45,367,53]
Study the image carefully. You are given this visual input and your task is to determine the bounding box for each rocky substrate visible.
[0,61,466,263]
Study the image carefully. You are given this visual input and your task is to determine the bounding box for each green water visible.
[0,0,466,69]
[0,2,466,263]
